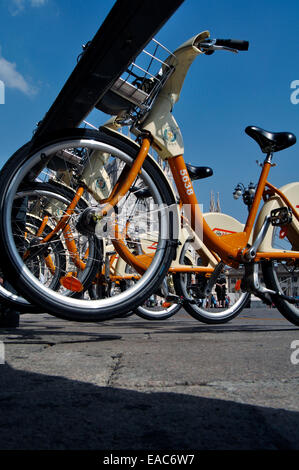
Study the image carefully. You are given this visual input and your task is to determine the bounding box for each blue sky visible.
[0,0,298,222]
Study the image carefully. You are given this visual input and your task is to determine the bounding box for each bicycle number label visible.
[180,169,194,195]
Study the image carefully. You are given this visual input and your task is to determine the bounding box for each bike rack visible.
[32,0,185,143]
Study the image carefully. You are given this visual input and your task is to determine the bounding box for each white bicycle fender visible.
[254,182,299,252]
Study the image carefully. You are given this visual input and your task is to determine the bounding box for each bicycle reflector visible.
[60,274,84,292]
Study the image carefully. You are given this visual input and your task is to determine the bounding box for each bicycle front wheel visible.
[0,269,39,313]
[0,129,177,322]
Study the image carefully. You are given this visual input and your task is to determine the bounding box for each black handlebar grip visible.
[215,39,249,51]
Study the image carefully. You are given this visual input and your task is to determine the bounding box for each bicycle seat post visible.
[264,151,273,165]
[244,151,273,236]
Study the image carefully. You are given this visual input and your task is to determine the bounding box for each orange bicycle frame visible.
[168,154,299,264]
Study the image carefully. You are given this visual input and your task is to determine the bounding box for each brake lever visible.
[198,39,238,54]
[211,45,238,53]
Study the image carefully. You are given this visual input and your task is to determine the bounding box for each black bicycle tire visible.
[0,128,177,322]
[135,301,181,320]
[262,261,299,326]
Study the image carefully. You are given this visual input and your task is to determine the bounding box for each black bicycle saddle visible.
[245,126,296,154]
[186,164,213,181]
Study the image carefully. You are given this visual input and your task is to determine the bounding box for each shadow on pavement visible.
[1,312,297,345]
[0,363,298,450]
[0,320,122,344]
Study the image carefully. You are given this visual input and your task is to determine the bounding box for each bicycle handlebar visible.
[215,39,249,51]
[197,38,249,54]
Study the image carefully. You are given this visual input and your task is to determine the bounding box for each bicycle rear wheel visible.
[262,225,299,326]
[173,241,250,324]
[0,128,177,322]
[0,181,100,312]
[0,211,66,313]
[135,273,181,320]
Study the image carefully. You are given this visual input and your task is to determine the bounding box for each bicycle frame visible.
[101,30,299,267]
[102,142,299,268]
[168,154,299,265]
[30,138,298,290]
[108,211,244,279]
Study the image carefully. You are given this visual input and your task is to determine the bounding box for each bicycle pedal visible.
[188,287,206,298]
[183,292,205,304]
[276,292,298,304]
[165,294,181,303]
[252,290,273,306]
[270,207,292,226]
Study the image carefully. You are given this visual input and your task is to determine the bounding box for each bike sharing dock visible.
[0,0,298,459]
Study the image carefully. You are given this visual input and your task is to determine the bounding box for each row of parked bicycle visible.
[0,31,298,326]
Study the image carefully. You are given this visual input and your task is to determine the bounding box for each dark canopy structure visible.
[33,0,184,141]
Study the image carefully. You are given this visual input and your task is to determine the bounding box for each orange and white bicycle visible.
[0,31,297,324]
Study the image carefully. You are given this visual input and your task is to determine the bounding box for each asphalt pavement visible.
[0,306,298,451]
